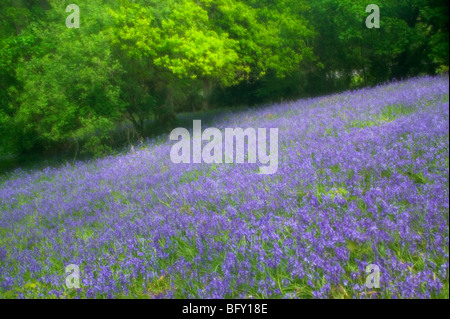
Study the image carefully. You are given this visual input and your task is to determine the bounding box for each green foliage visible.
[0,0,447,159]
[2,1,124,154]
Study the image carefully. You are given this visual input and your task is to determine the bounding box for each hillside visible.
[0,76,448,299]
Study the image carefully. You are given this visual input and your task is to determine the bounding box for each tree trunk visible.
[155,85,176,130]
[360,29,367,87]
[166,85,174,111]
[202,79,212,111]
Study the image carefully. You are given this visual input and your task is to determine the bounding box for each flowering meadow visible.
[0,76,448,299]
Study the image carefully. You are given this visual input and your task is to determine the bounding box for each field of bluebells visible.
[0,76,448,299]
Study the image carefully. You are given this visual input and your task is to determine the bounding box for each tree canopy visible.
[0,0,448,157]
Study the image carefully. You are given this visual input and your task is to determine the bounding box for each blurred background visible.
[0,0,448,169]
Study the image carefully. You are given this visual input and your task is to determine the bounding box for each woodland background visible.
[0,0,448,163]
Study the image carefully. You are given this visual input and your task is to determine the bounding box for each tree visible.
[111,0,241,111]
[8,0,123,156]
[0,0,49,154]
